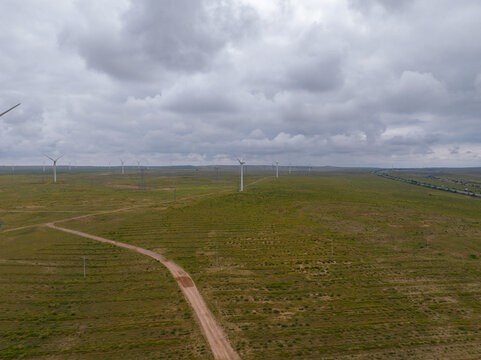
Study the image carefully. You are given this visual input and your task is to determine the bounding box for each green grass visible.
[0,168,240,229]
[0,227,210,359]
[2,168,481,359]
[386,168,481,194]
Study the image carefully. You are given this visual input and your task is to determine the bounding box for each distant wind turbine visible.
[120,159,125,175]
[237,158,245,192]
[0,103,20,118]
[45,154,64,183]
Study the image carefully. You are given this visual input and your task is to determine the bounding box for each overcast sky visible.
[1,0,481,167]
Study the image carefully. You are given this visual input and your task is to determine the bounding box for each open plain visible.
[1,167,481,359]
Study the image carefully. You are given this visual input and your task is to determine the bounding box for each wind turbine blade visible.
[55,154,64,161]
[0,103,20,118]
[44,154,55,161]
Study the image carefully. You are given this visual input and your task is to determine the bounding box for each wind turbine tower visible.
[276,161,279,178]
[45,154,64,183]
[237,159,246,192]
[120,159,125,175]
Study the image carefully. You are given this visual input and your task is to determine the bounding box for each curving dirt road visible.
[46,221,241,360]
[5,179,271,358]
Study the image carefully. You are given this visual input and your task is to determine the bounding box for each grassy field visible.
[383,168,481,194]
[0,167,241,230]
[0,228,209,359]
[1,167,481,359]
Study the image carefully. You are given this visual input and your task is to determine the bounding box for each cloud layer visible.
[1,0,481,167]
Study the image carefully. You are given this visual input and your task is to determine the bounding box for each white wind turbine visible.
[237,158,246,192]
[120,159,125,175]
[45,154,64,183]
[0,103,20,118]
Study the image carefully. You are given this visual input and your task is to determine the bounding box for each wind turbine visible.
[0,103,20,118]
[237,158,245,192]
[45,154,64,183]
[120,159,125,175]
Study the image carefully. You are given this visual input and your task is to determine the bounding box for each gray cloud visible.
[349,0,414,13]
[1,0,481,167]
[60,0,259,81]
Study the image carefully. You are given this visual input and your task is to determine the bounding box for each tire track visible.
[45,222,241,360]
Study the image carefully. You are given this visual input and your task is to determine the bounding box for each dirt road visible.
[46,222,241,360]
[5,179,271,358]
